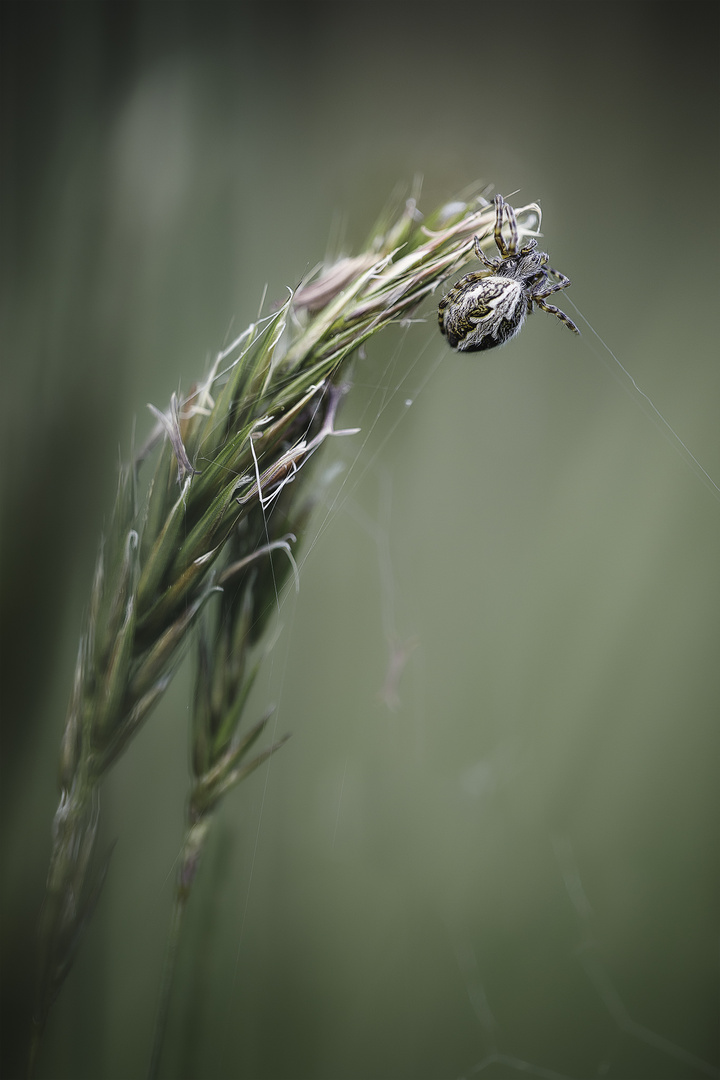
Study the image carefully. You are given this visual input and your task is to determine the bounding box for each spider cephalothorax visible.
[438,193,579,352]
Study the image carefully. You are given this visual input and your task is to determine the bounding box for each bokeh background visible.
[2,3,718,1078]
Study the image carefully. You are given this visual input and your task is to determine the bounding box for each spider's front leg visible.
[473,235,499,271]
[532,267,572,300]
[535,297,580,334]
[493,194,509,257]
[493,193,519,258]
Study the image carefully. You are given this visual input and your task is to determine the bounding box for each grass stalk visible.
[30,185,544,1076]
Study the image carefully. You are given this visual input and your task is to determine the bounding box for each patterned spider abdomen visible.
[438,274,528,352]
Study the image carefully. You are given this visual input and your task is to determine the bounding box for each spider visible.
[438,193,580,352]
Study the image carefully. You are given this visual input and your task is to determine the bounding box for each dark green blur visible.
[2,3,718,1078]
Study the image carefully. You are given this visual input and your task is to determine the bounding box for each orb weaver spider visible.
[438,194,579,351]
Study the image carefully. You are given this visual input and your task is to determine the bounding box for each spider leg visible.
[438,290,453,328]
[532,268,572,301]
[473,235,499,270]
[547,266,571,287]
[493,194,512,258]
[535,298,580,334]
[502,200,519,257]
[452,271,489,290]
[518,237,539,257]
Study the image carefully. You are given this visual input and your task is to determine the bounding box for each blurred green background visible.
[2,2,718,1078]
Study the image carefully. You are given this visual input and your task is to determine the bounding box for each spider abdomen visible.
[438,275,527,352]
